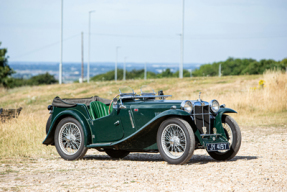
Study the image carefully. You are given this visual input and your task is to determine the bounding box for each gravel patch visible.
[0,127,286,192]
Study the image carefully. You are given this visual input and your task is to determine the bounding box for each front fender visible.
[214,108,237,138]
[42,109,92,146]
[155,109,191,119]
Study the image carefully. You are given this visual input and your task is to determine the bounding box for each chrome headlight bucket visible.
[181,100,192,113]
[209,100,220,113]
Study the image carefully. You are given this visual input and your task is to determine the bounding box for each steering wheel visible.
[109,94,119,114]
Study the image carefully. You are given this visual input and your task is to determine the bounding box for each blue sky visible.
[0,0,286,64]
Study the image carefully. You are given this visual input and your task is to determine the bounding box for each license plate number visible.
[206,143,230,151]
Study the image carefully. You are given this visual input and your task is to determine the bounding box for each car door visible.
[92,110,124,143]
[117,105,137,137]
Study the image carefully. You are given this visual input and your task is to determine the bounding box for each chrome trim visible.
[209,104,211,134]
[119,95,172,100]
[192,101,212,134]
[202,104,205,128]
[171,105,177,109]
[193,113,210,115]
[119,104,126,109]
[193,104,196,124]
[128,110,135,128]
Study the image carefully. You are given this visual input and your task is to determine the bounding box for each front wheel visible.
[157,118,195,165]
[207,115,241,161]
[54,117,88,160]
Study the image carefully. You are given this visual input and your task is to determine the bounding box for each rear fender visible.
[42,109,92,146]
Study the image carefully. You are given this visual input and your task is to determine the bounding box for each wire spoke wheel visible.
[157,118,195,164]
[207,115,241,161]
[161,124,187,159]
[59,122,81,155]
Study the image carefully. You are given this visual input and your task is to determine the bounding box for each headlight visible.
[210,100,220,113]
[181,100,192,113]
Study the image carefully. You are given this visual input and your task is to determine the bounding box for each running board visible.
[87,143,112,148]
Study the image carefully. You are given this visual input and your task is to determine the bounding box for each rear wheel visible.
[207,115,241,161]
[54,117,88,160]
[105,149,130,159]
[157,118,195,165]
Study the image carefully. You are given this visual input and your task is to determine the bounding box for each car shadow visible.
[187,155,258,165]
[83,153,258,164]
[84,153,163,162]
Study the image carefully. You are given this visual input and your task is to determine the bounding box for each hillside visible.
[0,71,286,160]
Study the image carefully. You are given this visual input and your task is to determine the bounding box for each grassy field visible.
[0,70,286,161]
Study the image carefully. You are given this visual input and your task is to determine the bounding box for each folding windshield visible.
[140,85,155,96]
[119,86,135,96]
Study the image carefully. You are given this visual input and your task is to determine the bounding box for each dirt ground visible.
[0,127,286,192]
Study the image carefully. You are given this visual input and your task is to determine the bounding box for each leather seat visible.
[89,101,111,119]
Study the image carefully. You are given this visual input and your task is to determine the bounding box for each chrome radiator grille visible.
[193,105,211,134]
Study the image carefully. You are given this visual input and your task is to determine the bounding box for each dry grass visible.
[0,70,286,160]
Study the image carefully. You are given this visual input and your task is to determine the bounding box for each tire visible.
[105,149,130,159]
[54,117,88,160]
[157,118,195,165]
[208,115,241,161]
[46,115,52,134]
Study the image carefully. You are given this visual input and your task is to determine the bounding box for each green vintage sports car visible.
[43,86,241,165]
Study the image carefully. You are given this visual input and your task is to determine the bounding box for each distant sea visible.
[9,62,201,83]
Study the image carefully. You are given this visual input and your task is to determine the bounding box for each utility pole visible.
[219,63,221,77]
[123,57,127,81]
[81,32,84,83]
[180,0,185,79]
[115,46,120,81]
[59,0,63,84]
[144,62,147,80]
[88,10,95,83]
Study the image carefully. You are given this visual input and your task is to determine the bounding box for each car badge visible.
[134,109,138,112]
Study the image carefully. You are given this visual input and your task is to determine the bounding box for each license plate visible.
[206,143,230,151]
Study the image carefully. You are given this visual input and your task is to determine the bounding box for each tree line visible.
[91,57,287,81]
[0,43,57,88]
[90,68,192,81]
[192,57,287,77]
